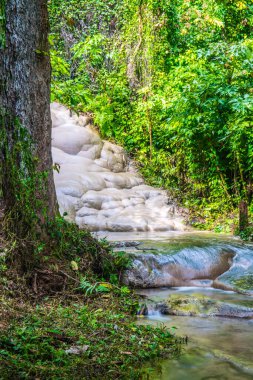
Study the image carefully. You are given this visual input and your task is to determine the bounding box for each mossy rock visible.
[164,294,216,316]
[232,275,253,292]
[156,294,253,318]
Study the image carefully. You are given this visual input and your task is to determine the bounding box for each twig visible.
[58,270,79,283]
[33,273,38,294]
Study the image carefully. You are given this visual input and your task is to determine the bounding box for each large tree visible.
[0,0,57,241]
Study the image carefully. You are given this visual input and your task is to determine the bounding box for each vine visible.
[0,0,6,48]
[0,109,53,263]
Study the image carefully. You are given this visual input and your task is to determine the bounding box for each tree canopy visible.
[49,0,253,235]
[1,1,253,379]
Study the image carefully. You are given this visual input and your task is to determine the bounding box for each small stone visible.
[65,345,89,355]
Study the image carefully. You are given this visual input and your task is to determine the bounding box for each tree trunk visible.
[239,200,248,232]
[0,0,57,233]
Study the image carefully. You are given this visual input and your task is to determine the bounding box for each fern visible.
[79,277,98,295]
[79,277,114,295]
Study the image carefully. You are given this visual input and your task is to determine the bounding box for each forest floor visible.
[0,208,181,379]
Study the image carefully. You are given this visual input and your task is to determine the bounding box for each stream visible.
[139,287,253,380]
[105,232,253,380]
[52,103,253,379]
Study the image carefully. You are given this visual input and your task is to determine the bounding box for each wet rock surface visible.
[154,294,253,318]
[123,239,253,293]
[51,103,253,295]
[215,247,253,294]
[139,300,253,380]
[111,241,141,248]
[51,103,187,232]
[136,243,253,380]
[123,244,235,288]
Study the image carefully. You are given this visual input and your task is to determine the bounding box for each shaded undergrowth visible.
[0,292,180,379]
[0,213,181,379]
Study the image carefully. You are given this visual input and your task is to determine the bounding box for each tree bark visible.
[0,0,57,224]
[239,200,248,232]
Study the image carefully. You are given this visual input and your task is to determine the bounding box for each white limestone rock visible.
[56,192,83,220]
[78,143,103,160]
[76,215,108,231]
[101,141,127,173]
[76,207,99,217]
[54,179,87,198]
[51,102,187,232]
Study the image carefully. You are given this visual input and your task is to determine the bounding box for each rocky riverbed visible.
[50,103,253,379]
[118,234,253,294]
[138,286,253,380]
[151,294,253,318]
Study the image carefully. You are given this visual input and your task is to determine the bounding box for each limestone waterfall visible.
[51,103,187,232]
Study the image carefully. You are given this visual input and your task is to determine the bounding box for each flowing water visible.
[139,287,253,380]
[52,103,253,378]
[105,232,253,380]
[51,103,186,232]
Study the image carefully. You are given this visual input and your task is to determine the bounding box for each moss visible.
[0,116,52,265]
[167,295,216,316]
[0,0,6,48]
[232,275,253,291]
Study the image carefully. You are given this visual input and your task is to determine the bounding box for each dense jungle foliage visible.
[49,0,253,234]
[0,3,181,378]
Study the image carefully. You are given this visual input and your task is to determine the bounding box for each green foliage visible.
[41,216,131,280]
[232,275,253,291]
[97,244,132,279]
[0,116,51,244]
[79,276,131,296]
[0,0,6,48]
[236,225,253,241]
[79,276,111,295]
[0,252,7,273]
[0,296,179,379]
[49,0,253,232]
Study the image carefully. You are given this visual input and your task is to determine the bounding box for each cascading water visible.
[138,286,253,380]
[50,103,253,379]
[131,235,253,380]
[119,235,253,294]
[51,103,187,233]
